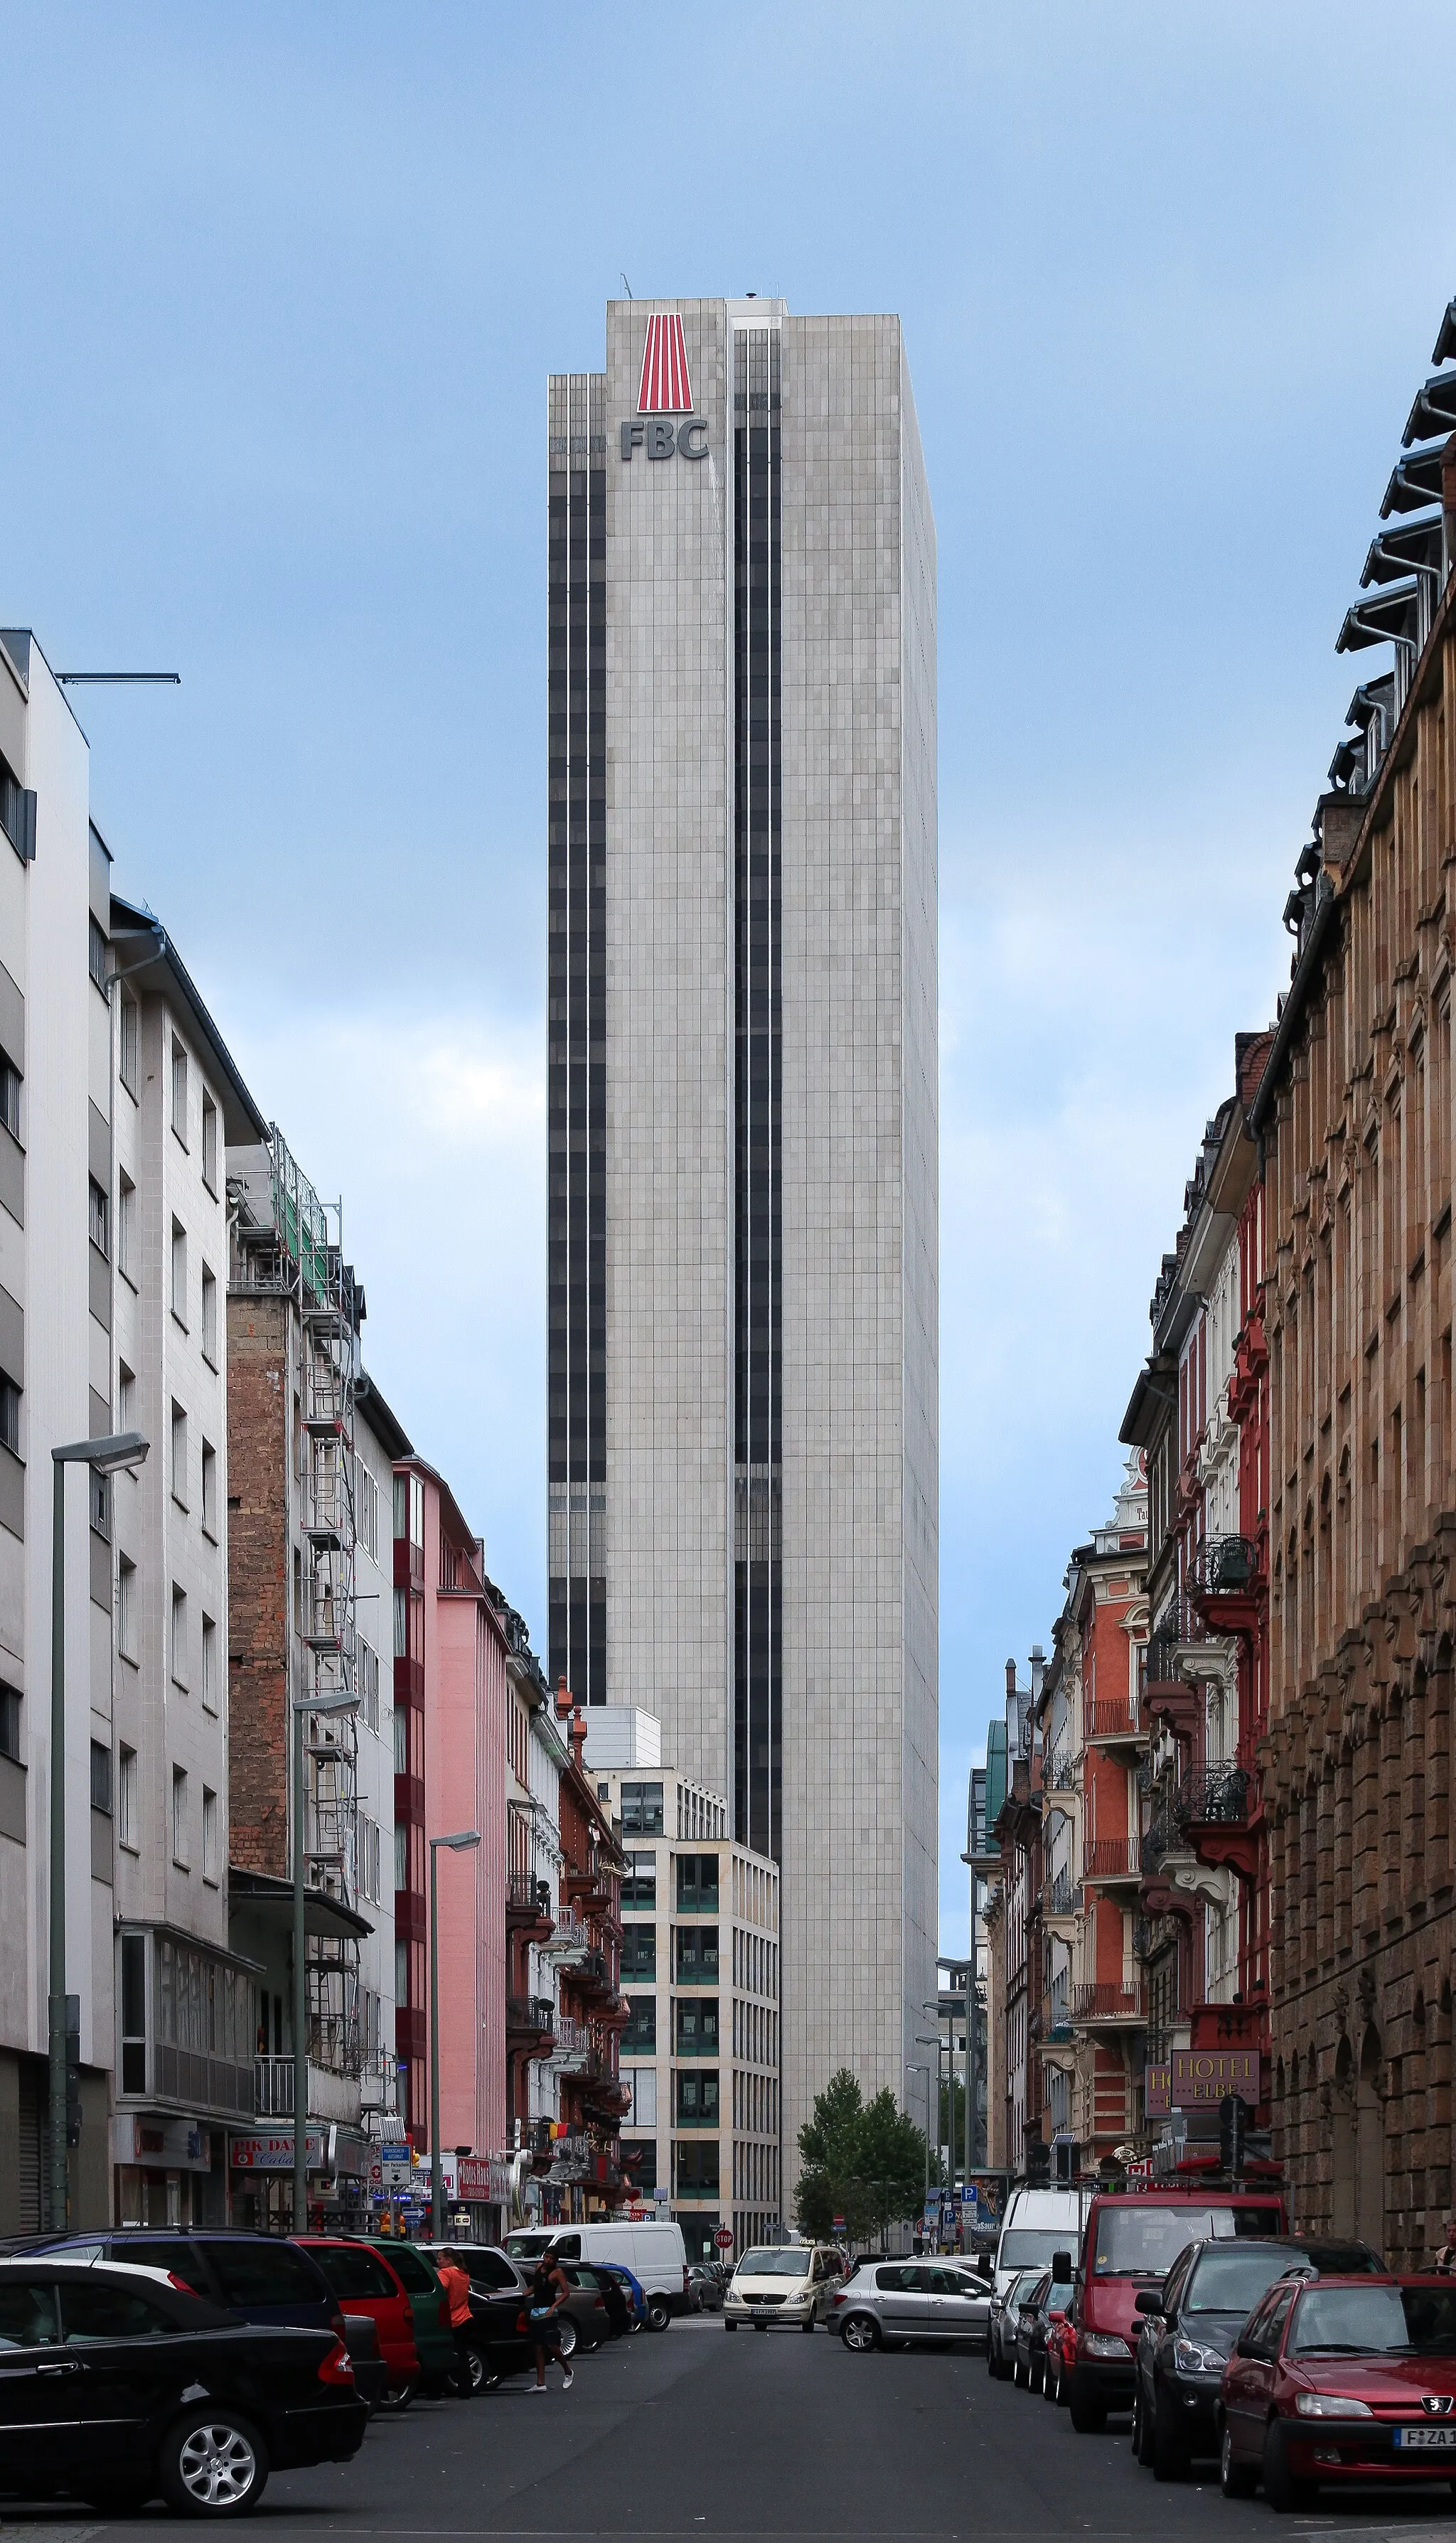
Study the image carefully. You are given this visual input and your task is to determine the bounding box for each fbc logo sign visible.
[621,311,708,463]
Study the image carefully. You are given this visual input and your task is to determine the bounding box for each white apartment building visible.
[107,896,269,2225]
[584,1710,779,2261]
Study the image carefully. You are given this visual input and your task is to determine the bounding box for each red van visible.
[1066,2185,1287,2433]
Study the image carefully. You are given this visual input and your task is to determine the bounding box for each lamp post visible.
[50,1430,148,2230]
[292,1689,359,2237]
[916,2029,947,2239]
[909,2062,932,2242]
[429,1831,481,2239]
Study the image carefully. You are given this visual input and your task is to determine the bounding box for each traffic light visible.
[64,1993,82,2150]
[1024,2138,1051,2188]
[1219,2092,1248,2180]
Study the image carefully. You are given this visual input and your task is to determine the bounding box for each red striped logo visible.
[637,314,693,413]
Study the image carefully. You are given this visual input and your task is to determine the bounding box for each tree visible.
[793,2069,930,2245]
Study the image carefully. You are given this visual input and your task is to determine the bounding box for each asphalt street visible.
[15,2318,1456,2543]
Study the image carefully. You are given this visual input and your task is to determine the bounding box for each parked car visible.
[987,2266,1044,2381]
[1064,2183,1288,2433]
[724,2244,840,2333]
[1219,2272,1456,2509]
[340,2312,389,2412]
[11,2229,343,2336]
[595,2260,649,2328]
[360,2240,456,2395]
[1131,2234,1386,2480]
[993,2187,1092,2301]
[293,2237,419,2411]
[0,2256,365,2517]
[1012,2270,1069,2393]
[1044,2297,1077,2404]
[504,2221,688,2326]
[830,2259,990,2353]
[439,2252,610,2392]
[687,2263,724,2313]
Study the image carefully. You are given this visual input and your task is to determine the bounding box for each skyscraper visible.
[547,299,938,2175]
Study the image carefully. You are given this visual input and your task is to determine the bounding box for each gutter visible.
[1248,882,1339,1135]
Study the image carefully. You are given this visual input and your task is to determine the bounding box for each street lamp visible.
[909,2062,932,2237]
[916,2031,947,2229]
[291,1689,359,2236]
[430,1831,481,2237]
[50,1430,148,2228]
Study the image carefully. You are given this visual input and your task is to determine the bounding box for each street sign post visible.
[714,2225,734,2250]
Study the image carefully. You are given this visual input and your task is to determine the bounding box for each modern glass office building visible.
[547,299,938,2174]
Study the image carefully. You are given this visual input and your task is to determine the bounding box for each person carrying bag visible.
[525,2253,574,2392]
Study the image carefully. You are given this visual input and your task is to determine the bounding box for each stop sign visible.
[714,2226,734,2249]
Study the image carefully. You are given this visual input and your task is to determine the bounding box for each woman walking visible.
[526,2253,574,2392]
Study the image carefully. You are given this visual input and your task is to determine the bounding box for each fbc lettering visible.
[621,417,709,461]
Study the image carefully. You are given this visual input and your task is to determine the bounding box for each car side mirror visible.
[1234,2335,1255,2359]
[1133,2291,1164,2317]
[1051,2251,1074,2286]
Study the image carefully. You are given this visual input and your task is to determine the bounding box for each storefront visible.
[113,2112,229,2229]
[228,2124,373,2232]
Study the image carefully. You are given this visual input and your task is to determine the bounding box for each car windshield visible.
[1000,2231,1079,2274]
[1092,2206,1282,2279]
[1187,2248,1301,2315]
[737,2249,811,2277]
[1291,2285,1456,2357]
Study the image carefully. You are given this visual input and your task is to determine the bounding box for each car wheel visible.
[83,2476,156,2515]
[159,2409,269,2518]
[1067,2371,1108,2434]
[557,2317,579,2359]
[1012,2352,1023,2385]
[454,2344,487,2398]
[377,2377,414,2413]
[1046,2358,1064,2405]
[1261,2420,1315,2512]
[1220,2420,1257,2498]
[842,2313,880,2354]
[1152,2385,1188,2483]
[801,2314,815,2333]
[1132,2384,1155,2468]
[723,2318,737,2331]
[646,2296,672,2332]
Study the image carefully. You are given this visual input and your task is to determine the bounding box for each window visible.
[116,1555,137,1660]
[205,2242,322,2309]
[0,1682,18,1759]
[202,1787,218,1883]
[200,1093,218,1190]
[119,996,139,1097]
[621,1996,657,2055]
[621,2138,657,2195]
[118,1745,137,1849]
[170,1038,188,1142]
[676,2070,719,2127]
[200,1614,217,1712]
[88,1177,109,1257]
[170,1584,187,1687]
[675,2141,719,2195]
[621,1848,657,1908]
[394,1469,424,1550]
[675,1998,719,2057]
[89,1466,111,1538]
[621,1924,657,1981]
[88,915,108,993]
[0,753,36,866]
[358,1462,378,1558]
[119,1927,145,2079]
[0,1377,18,1457]
[88,1738,112,1813]
[118,1364,135,1432]
[0,1052,20,1140]
[675,1925,719,1983]
[395,1935,410,2005]
[117,1173,136,1281]
[393,1585,407,1657]
[677,1853,719,1913]
[393,1703,408,1774]
[171,1219,186,1324]
[626,2068,658,2126]
[171,1765,188,1865]
[200,1440,216,1535]
[359,1638,379,1733]
[171,1403,188,1506]
[0,2284,58,2347]
[200,1266,217,1364]
[621,1780,665,1835]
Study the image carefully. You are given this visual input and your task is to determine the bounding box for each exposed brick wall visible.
[226,1294,291,1879]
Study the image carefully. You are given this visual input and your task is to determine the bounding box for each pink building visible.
[392,1461,507,2171]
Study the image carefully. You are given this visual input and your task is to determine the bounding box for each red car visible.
[293,2236,420,2411]
[1220,2273,1456,2509]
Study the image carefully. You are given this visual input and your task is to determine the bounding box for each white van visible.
[992,2187,1092,2299]
[504,2220,690,2327]
[723,2242,841,2333]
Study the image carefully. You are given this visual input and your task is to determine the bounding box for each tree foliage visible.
[793,2067,929,2244]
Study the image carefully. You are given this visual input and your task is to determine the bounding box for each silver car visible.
[987,2265,1043,2379]
[832,2259,992,2354]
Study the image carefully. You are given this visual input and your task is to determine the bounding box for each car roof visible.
[0,2256,180,2287]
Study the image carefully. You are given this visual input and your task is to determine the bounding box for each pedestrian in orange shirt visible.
[436,2251,477,2392]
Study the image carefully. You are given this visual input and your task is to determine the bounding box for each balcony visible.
[1175,1763,1262,1885]
[507,1871,555,1935]
[506,1995,558,2052]
[1043,1744,1076,1797]
[576,1948,618,2000]
[541,1906,592,1964]
[1044,1866,1078,1922]
[1086,1699,1145,1752]
[1083,1836,1141,1887]
[549,2014,592,2070]
[1187,1536,1257,1596]
[1071,1979,1145,2026]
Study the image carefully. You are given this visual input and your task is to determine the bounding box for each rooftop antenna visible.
[621,272,633,299]
[55,673,181,687]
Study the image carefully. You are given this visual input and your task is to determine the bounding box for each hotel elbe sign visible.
[621,311,709,462]
[1171,2047,1260,2106]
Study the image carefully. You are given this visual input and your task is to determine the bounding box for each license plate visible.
[1393,2426,1456,2449]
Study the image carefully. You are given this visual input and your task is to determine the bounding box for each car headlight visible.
[1081,2330,1131,2360]
[1172,2337,1228,2376]
[1295,2392,1374,2419]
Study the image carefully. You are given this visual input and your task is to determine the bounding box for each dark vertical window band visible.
[733,328,782,1861]
[547,378,607,1703]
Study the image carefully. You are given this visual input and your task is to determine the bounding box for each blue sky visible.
[5,1,1456,1957]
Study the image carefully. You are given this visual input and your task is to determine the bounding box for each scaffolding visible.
[231,1125,365,2078]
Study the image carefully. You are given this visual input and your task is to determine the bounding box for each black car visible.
[14,2230,341,2335]
[1130,2234,1386,2480]
[1012,2269,1065,2392]
[0,2259,367,2517]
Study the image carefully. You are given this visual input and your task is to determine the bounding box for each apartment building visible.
[586,1711,780,2261]
[107,898,267,2225]
[503,1607,566,2151]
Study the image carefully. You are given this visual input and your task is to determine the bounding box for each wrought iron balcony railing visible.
[1187,1535,1258,1597]
[1175,1763,1256,1829]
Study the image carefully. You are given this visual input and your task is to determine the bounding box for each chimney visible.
[569,1707,587,1772]
[555,1674,573,1722]
[1005,1659,1017,1700]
